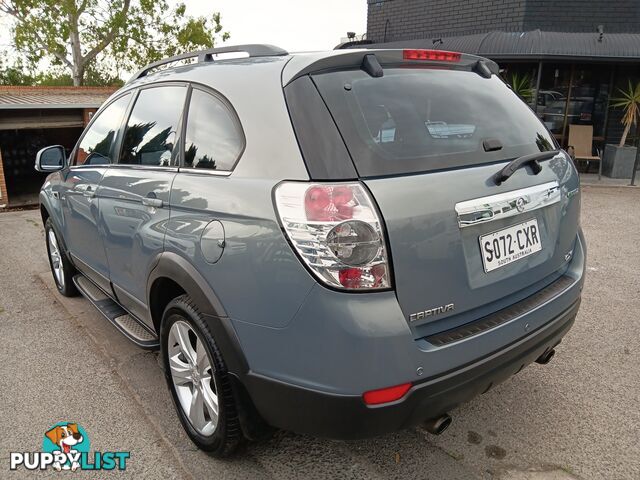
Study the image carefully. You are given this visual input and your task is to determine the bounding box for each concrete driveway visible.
[0,186,638,479]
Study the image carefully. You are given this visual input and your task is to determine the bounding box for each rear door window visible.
[183,88,244,171]
[312,68,556,177]
[119,85,187,167]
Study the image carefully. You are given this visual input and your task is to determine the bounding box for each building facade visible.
[367,0,640,43]
[366,0,640,168]
[0,86,116,207]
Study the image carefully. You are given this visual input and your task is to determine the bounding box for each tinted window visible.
[74,94,130,166]
[120,86,187,166]
[184,89,243,171]
[312,68,556,177]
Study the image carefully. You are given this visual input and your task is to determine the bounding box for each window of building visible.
[73,94,131,166]
[531,63,612,149]
[120,85,187,167]
[183,88,244,171]
[569,66,611,141]
[537,63,572,143]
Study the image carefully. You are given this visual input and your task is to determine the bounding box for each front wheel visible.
[44,218,78,297]
[160,295,243,457]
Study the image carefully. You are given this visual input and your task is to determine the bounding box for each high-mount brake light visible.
[403,49,461,62]
[275,182,391,291]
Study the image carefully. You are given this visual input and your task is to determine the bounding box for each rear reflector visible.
[403,49,461,62]
[363,383,412,405]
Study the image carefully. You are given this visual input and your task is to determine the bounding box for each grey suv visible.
[36,45,585,456]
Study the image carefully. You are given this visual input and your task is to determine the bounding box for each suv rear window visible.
[312,68,556,177]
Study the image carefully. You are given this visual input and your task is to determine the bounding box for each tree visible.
[610,80,640,147]
[507,72,534,104]
[0,1,229,86]
[0,51,123,86]
[0,54,35,85]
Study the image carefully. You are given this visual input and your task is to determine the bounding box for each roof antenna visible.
[597,25,604,42]
[432,38,443,46]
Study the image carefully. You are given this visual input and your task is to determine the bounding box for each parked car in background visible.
[36,45,585,456]
[537,89,596,133]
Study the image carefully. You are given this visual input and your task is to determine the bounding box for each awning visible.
[0,86,116,110]
[367,30,640,62]
[0,112,84,130]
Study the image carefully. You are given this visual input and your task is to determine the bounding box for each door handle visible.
[142,196,163,208]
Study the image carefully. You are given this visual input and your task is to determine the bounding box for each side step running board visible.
[72,274,159,349]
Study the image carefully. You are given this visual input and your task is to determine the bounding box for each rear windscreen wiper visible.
[493,150,560,185]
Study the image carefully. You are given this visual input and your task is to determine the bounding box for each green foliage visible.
[0,54,35,85]
[0,54,123,86]
[610,80,640,147]
[0,66,35,85]
[0,0,228,85]
[507,72,534,103]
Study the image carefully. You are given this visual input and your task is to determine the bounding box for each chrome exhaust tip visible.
[536,348,556,365]
[423,413,452,435]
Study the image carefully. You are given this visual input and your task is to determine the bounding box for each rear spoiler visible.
[281,49,499,86]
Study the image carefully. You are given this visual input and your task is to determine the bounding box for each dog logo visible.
[43,423,88,471]
[9,421,129,472]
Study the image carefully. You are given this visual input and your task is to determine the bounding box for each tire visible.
[44,218,79,297]
[160,295,243,457]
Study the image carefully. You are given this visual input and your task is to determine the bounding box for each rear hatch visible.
[285,51,580,335]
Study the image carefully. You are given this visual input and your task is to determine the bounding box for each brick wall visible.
[367,0,640,43]
[0,149,8,207]
[523,0,640,33]
[82,108,97,126]
[367,0,525,43]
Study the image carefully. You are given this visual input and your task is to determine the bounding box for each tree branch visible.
[81,0,131,66]
[0,1,73,69]
[77,0,89,15]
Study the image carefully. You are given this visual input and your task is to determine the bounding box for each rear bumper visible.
[243,298,579,439]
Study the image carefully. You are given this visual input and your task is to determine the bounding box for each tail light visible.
[274,182,390,291]
[403,49,461,62]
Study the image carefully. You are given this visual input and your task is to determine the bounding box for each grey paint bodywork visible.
[364,156,580,334]
[98,167,176,321]
[39,50,585,406]
[59,166,112,292]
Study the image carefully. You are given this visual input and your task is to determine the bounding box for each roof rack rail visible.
[128,44,289,83]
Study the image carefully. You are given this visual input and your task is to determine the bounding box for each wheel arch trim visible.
[40,197,71,261]
[148,251,228,318]
[148,252,249,377]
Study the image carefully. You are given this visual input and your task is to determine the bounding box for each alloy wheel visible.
[168,320,219,436]
[48,229,65,289]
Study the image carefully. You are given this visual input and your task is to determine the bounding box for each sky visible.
[0,1,368,59]
[189,0,367,51]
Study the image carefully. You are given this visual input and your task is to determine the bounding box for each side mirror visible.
[35,145,66,172]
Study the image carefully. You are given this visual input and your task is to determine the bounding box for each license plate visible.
[479,219,542,273]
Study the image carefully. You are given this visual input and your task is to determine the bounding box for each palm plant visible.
[507,72,534,103]
[610,80,640,147]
